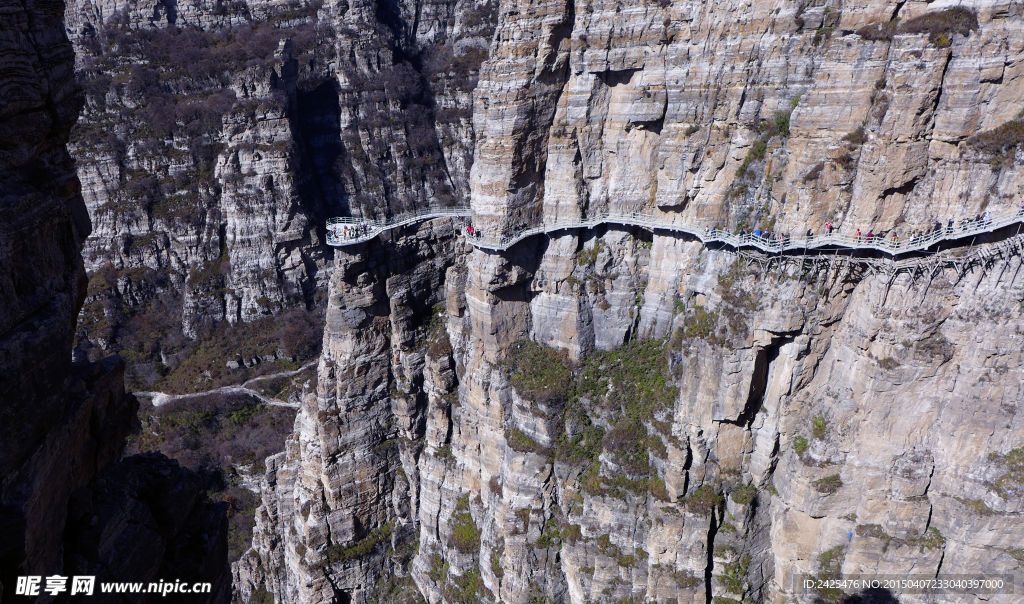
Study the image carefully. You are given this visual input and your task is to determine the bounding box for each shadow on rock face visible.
[63,452,232,604]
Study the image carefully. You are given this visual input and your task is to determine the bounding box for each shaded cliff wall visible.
[0,1,230,599]
[243,0,1024,603]
[0,0,119,585]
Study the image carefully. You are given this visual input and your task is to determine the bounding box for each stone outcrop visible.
[0,0,230,597]
[0,0,121,584]
[235,219,464,603]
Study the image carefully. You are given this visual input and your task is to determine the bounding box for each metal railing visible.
[326,207,471,245]
[327,206,1024,256]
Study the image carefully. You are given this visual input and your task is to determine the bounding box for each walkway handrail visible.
[326,205,1024,257]
[326,206,471,246]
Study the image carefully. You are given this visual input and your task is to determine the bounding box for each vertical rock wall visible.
[65,0,495,361]
[249,0,1024,603]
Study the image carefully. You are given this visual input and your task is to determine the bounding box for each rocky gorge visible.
[4,0,1024,602]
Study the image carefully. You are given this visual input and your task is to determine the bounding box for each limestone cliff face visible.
[235,221,464,603]
[65,0,492,363]
[244,0,1024,603]
[0,1,230,597]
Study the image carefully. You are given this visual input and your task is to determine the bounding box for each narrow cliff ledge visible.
[243,0,1024,602]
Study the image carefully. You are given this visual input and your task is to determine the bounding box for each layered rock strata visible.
[65,0,495,372]
[236,219,464,603]
[249,0,1024,603]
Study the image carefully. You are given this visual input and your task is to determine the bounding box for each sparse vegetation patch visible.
[813,474,843,494]
[684,485,724,515]
[449,497,481,553]
[967,119,1024,160]
[898,7,978,46]
[505,428,544,455]
[856,524,946,552]
[991,447,1024,498]
[505,340,572,404]
[811,412,828,440]
[730,483,756,505]
[325,520,395,565]
[720,553,751,595]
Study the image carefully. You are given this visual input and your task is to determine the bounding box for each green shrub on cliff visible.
[817,545,845,579]
[421,303,453,358]
[672,306,722,345]
[990,447,1024,498]
[428,554,448,582]
[490,542,505,577]
[449,499,481,553]
[505,340,571,404]
[603,419,656,475]
[443,568,483,604]
[557,421,605,464]
[730,483,756,505]
[575,338,678,419]
[505,428,544,454]
[509,338,678,496]
[325,520,395,564]
[813,474,843,494]
[968,119,1024,160]
[685,485,723,515]
[811,412,828,440]
[721,553,751,595]
[576,239,605,266]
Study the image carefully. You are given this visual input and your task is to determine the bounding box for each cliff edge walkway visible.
[326,205,1024,261]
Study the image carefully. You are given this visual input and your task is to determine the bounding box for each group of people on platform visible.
[330,223,369,240]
